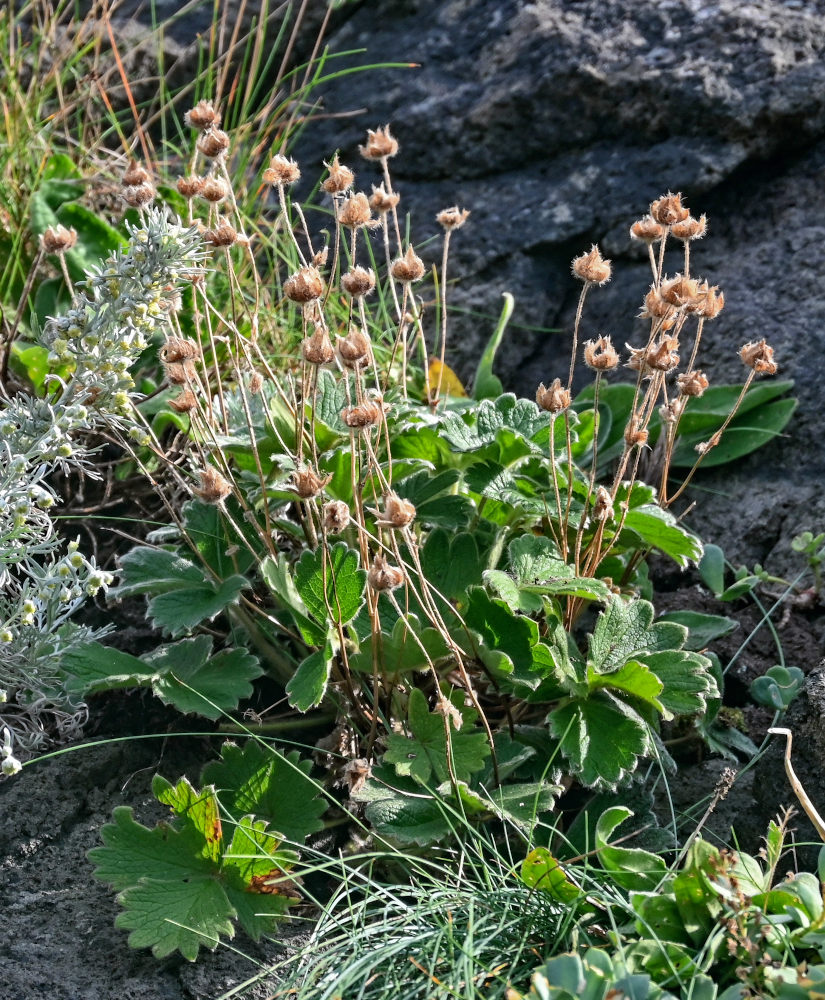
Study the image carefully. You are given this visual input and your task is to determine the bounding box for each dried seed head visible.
[284,265,325,303]
[312,246,329,268]
[536,378,571,414]
[659,398,685,424]
[367,553,404,591]
[650,191,690,226]
[592,486,613,522]
[359,125,399,160]
[337,326,372,369]
[343,758,371,796]
[169,388,198,413]
[369,182,400,214]
[437,205,470,231]
[177,175,205,198]
[323,500,350,534]
[671,214,707,241]
[697,282,725,319]
[677,370,709,397]
[185,100,220,131]
[646,336,680,372]
[624,419,649,448]
[583,336,619,371]
[204,219,238,247]
[390,245,426,283]
[301,324,335,365]
[40,224,77,254]
[321,153,354,194]
[571,245,611,285]
[629,215,664,243]
[262,154,301,186]
[338,191,373,230]
[696,431,723,455]
[122,182,155,208]
[160,338,199,363]
[375,491,416,529]
[200,176,229,203]
[661,274,703,311]
[122,161,150,187]
[740,339,777,375]
[248,371,264,395]
[292,465,332,499]
[341,266,376,298]
[641,285,675,321]
[194,467,232,503]
[342,399,385,428]
[163,359,198,384]
[197,128,230,158]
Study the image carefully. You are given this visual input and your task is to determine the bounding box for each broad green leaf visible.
[201,742,326,843]
[588,659,666,717]
[483,568,542,614]
[286,644,333,712]
[348,614,451,675]
[550,692,652,789]
[670,398,797,467]
[441,393,551,453]
[393,468,474,527]
[294,541,366,626]
[421,529,484,601]
[61,642,157,697]
[621,504,703,567]
[353,769,452,845]
[698,543,726,596]
[658,610,738,650]
[521,847,582,902]
[465,586,539,676]
[183,500,257,576]
[148,574,247,636]
[587,599,656,674]
[152,646,262,719]
[638,650,717,717]
[152,776,222,863]
[313,368,349,434]
[595,806,668,891]
[750,665,805,711]
[484,780,561,827]
[260,553,328,646]
[384,687,490,785]
[508,534,567,584]
[110,546,206,599]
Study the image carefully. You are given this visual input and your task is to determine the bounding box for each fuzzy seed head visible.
[661,274,702,310]
[292,465,332,499]
[177,175,205,198]
[359,125,399,160]
[169,388,198,413]
[321,154,354,194]
[583,336,619,371]
[342,399,385,429]
[624,420,649,448]
[375,492,416,529]
[697,283,725,319]
[369,182,400,214]
[536,378,571,414]
[40,224,78,254]
[677,370,709,397]
[312,246,330,268]
[160,338,199,363]
[671,214,707,241]
[650,191,690,227]
[338,192,373,230]
[646,336,680,372]
[659,398,685,424]
[248,371,264,395]
[122,182,156,208]
[629,215,664,243]
[163,359,198,384]
[390,245,426,283]
[740,340,777,376]
[437,205,470,231]
[194,467,232,503]
[200,176,229,203]
[185,100,220,130]
[122,161,151,186]
[341,266,376,298]
[641,285,675,321]
[197,128,230,158]
[337,326,372,369]
[323,500,350,534]
[262,154,301,186]
[368,553,404,592]
[571,245,611,285]
[301,325,335,365]
[592,486,613,522]
[204,219,238,247]
[284,265,324,303]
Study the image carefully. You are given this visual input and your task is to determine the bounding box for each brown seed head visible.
[375,492,416,529]
[197,128,230,158]
[592,486,614,522]
[163,359,198,384]
[740,339,777,376]
[160,338,199,363]
[624,419,649,448]
[204,219,238,247]
[177,175,205,198]
[292,465,332,499]
[646,336,680,372]
[571,245,611,285]
[583,336,619,371]
[40,224,77,254]
[390,245,426,283]
[359,125,399,160]
[194,467,232,503]
[671,214,708,241]
[262,154,301,186]
[677,370,709,397]
[696,431,723,456]
[185,100,220,131]
[338,192,373,230]
[337,326,372,369]
[629,215,664,243]
[661,274,701,309]
[536,378,571,414]
[342,399,385,429]
[369,182,400,214]
[367,553,404,592]
[122,161,150,187]
[341,266,376,298]
[321,153,354,194]
[312,246,330,268]
[659,398,685,424]
[200,176,229,203]
[437,205,470,231]
[122,182,155,208]
[697,282,725,319]
[641,285,674,320]
[650,191,690,227]
[301,324,335,365]
[284,265,324,303]
[323,500,350,534]
[169,388,198,413]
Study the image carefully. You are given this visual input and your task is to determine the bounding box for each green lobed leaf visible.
[348,614,451,675]
[595,806,668,891]
[147,574,248,637]
[521,847,582,903]
[286,644,334,712]
[313,368,349,434]
[152,776,223,864]
[61,641,157,698]
[658,610,738,650]
[588,659,667,718]
[110,546,206,599]
[353,769,453,845]
[152,645,262,719]
[294,541,366,626]
[620,504,703,567]
[637,650,717,717]
[465,586,538,673]
[421,529,484,602]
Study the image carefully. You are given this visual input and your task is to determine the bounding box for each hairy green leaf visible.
[286,644,334,712]
[294,541,366,626]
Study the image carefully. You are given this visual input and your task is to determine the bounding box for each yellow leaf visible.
[428,358,466,397]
